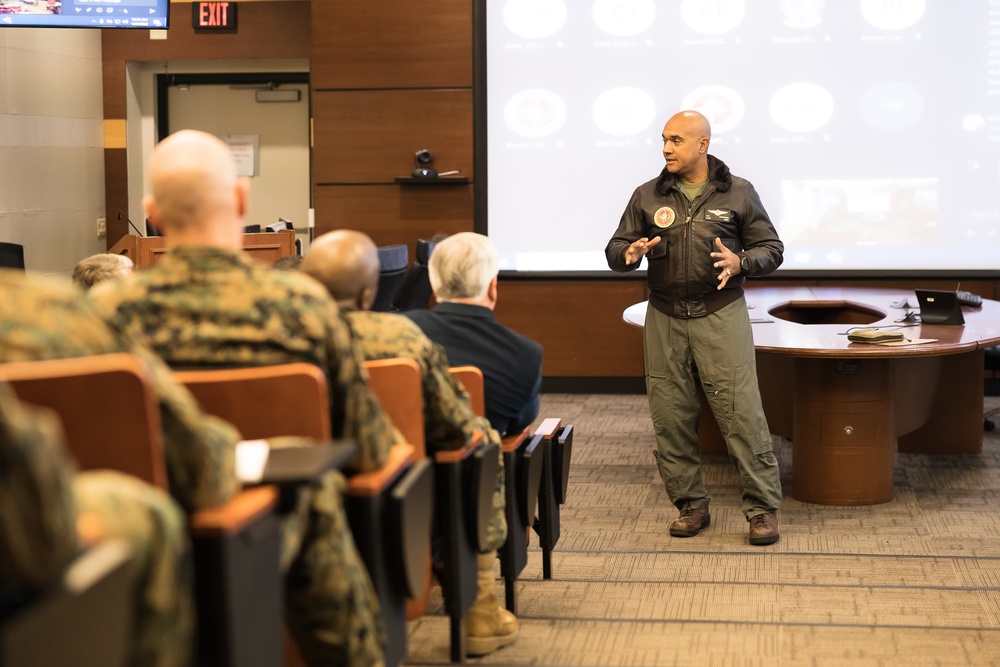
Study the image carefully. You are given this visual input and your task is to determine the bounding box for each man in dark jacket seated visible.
[404,232,543,437]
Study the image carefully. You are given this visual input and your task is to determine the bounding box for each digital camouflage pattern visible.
[89,248,391,665]
[0,381,194,667]
[90,247,396,474]
[0,268,239,513]
[345,310,508,551]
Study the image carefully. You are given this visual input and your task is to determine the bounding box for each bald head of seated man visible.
[301,229,382,313]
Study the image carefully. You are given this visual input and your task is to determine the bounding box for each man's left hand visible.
[711,237,739,290]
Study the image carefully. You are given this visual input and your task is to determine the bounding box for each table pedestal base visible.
[792,358,895,505]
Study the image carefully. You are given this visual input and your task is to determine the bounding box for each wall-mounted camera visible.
[412,149,438,178]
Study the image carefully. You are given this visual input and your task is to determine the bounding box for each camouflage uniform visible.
[89,247,395,473]
[0,270,239,514]
[0,381,194,667]
[89,247,395,666]
[345,310,508,551]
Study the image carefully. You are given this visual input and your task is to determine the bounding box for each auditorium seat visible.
[532,417,573,580]
[374,244,409,312]
[448,365,542,615]
[0,353,284,667]
[449,366,573,583]
[0,539,134,667]
[363,357,498,663]
[172,362,431,667]
[391,237,438,312]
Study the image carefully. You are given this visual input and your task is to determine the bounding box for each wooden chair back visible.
[0,353,169,490]
[171,363,334,667]
[358,357,438,653]
[172,363,330,440]
[447,365,486,417]
[361,358,425,456]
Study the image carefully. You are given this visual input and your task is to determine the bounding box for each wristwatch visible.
[739,254,751,273]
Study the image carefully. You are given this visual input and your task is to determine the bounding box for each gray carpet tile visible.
[403,393,1000,666]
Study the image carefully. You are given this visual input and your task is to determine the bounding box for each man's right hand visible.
[624,236,662,265]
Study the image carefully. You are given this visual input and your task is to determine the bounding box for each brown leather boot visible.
[465,552,518,656]
[669,506,711,537]
[748,511,780,545]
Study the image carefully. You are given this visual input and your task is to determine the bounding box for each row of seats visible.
[374,238,438,313]
[0,353,573,667]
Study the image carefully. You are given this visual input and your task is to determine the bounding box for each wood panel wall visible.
[494,280,648,378]
[310,0,474,257]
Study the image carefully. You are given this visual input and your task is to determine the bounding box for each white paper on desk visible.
[877,338,938,347]
[235,439,270,484]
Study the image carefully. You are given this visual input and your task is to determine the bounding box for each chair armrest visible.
[346,444,415,496]
[1,540,135,667]
[63,540,132,593]
[502,427,531,454]
[534,418,562,439]
[434,431,484,464]
[188,486,279,537]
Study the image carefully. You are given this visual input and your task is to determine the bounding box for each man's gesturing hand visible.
[624,236,662,266]
[711,237,739,290]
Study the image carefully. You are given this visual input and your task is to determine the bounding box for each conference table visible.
[623,287,1000,506]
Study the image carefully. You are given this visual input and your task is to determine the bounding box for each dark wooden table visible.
[624,287,1000,505]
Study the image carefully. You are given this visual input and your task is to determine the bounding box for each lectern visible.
[109,230,295,269]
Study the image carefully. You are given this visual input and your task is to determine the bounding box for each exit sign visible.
[193,2,237,30]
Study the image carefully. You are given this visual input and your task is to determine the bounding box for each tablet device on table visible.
[915,290,964,325]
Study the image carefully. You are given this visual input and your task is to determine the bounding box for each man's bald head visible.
[301,230,381,312]
[667,110,712,140]
[661,110,712,182]
[144,129,249,244]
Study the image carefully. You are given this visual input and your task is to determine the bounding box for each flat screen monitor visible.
[0,0,169,29]
[478,0,999,276]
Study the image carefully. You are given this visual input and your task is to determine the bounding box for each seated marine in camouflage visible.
[300,229,519,658]
[0,379,193,667]
[88,130,399,666]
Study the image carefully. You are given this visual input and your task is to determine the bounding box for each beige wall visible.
[165,81,311,246]
[0,29,106,275]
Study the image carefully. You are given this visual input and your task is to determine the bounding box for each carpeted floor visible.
[404,393,1000,666]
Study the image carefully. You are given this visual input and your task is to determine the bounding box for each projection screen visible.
[480,0,1000,275]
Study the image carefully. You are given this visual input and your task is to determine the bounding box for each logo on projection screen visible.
[780,0,826,29]
[592,87,657,137]
[503,0,567,39]
[592,0,657,37]
[859,81,924,131]
[681,0,746,35]
[504,90,568,138]
[769,82,834,132]
[860,0,925,31]
[681,85,745,133]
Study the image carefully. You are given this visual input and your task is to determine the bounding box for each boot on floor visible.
[465,551,519,656]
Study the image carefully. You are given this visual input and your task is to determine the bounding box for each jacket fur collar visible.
[654,154,732,196]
